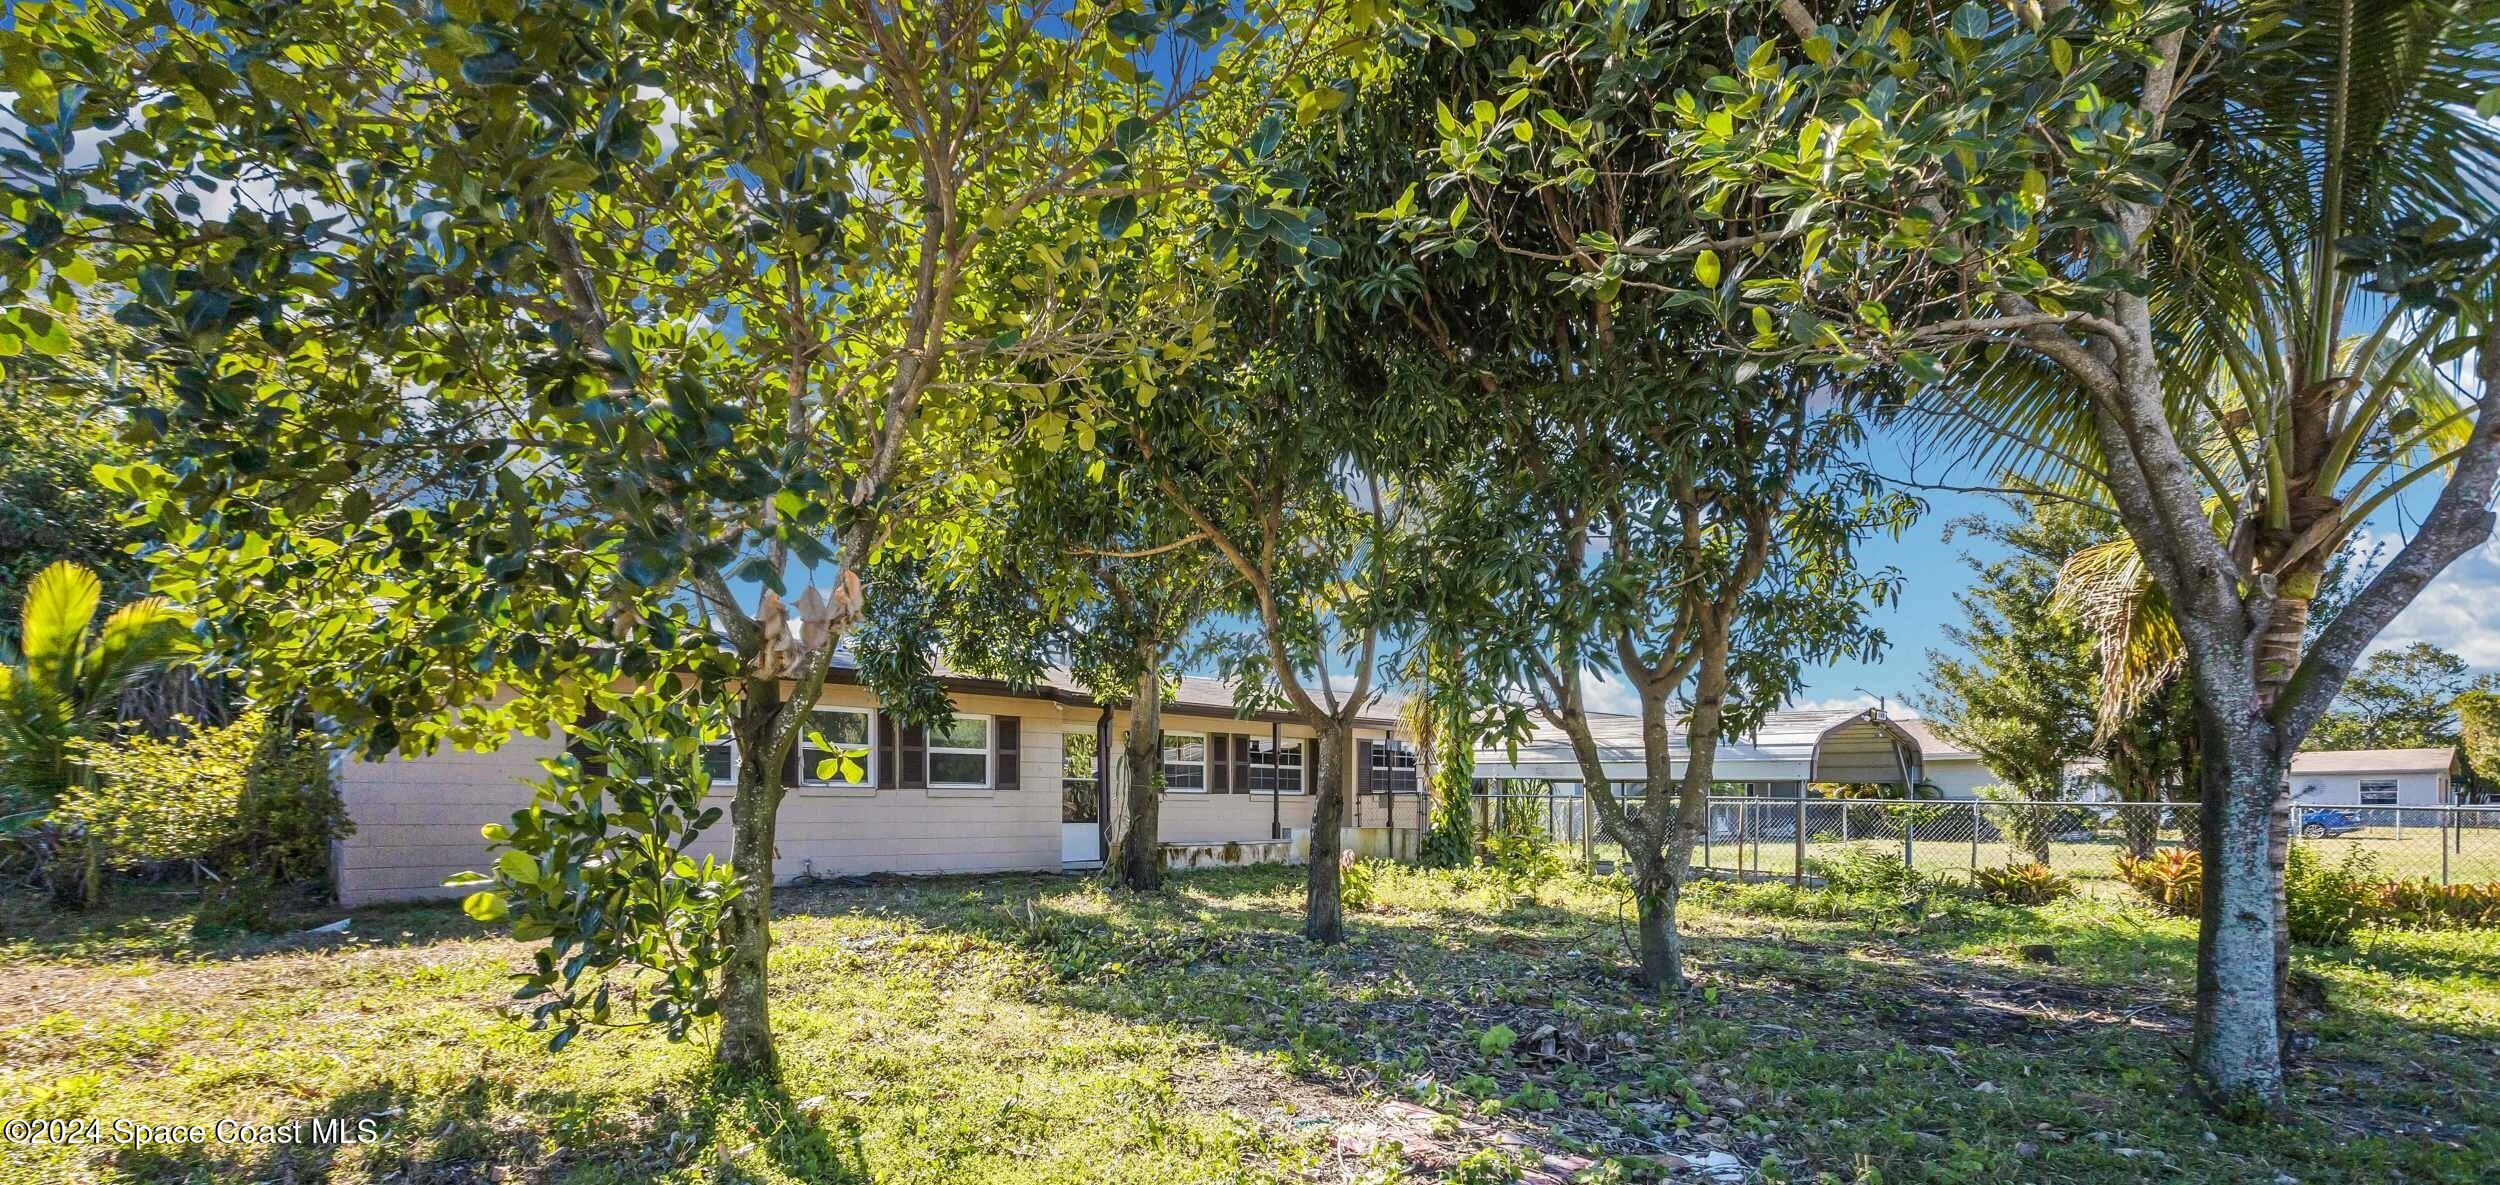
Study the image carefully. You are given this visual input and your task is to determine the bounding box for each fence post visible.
[2442,806,2450,887]
[1903,805,1915,870]
[1971,802,1981,871]
[1704,800,1713,871]
[1794,795,1806,886]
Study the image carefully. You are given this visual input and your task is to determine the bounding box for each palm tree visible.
[0,561,189,904]
[1905,0,2500,1104]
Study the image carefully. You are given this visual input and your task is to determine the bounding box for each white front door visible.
[1061,822,1102,864]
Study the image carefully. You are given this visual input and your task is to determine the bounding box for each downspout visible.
[1096,704,1113,857]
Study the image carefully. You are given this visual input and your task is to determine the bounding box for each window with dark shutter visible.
[1210,731,1231,792]
[1232,734,1251,792]
[1356,739,1376,794]
[877,714,898,790]
[900,723,928,789]
[995,716,1021,790]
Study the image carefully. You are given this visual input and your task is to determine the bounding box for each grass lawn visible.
[3,865,2495,1184]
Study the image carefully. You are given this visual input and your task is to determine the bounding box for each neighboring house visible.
[2287,748,2463,814]
[1469,707,1927,796]
[332,656,1415,906]
[1892,717,1996,799]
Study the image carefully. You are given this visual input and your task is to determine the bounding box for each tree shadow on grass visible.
[104,1063,864,1184]
[773,866,2500,1183]
[0,887,488,970]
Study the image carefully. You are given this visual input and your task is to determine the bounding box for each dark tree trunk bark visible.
[1304,720,1348,944]
[1112,658,1165,892]
[715,680,784,1076]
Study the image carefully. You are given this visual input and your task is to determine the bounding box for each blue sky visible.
[1761,427,2500,718]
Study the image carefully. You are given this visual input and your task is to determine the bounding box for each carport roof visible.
[1471,707,1920,785]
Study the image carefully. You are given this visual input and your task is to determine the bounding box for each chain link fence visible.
[1464,790,2500,892]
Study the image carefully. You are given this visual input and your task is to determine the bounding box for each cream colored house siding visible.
[1095,711,1411,845]
[1920,756,1998,800]
[335,685,1074,906]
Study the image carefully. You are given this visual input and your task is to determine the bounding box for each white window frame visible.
[926,712,994,790]
[701,734,738,788]
[1162,731,1209,793]
[2357,780,2400,807]
[797,705,875,794]
[1249,737,1304,794]
[1371,738,1420,795]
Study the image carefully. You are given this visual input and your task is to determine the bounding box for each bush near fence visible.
[1469,791,2500,930]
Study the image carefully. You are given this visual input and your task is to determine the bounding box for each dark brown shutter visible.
[901,723,928,789]
[1210,731,1230,792]
[1233,734,1252,793]
[1356,739,1376,794]
[876,714,898,789]
[566,704,609,777]
[995,716,1021,790]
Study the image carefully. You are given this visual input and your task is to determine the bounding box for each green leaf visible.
[1694,250,1722,287]
[463,891,510,922]
[497,848,540,886]
[1097,195,1139,240]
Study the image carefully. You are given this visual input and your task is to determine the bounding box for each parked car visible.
[2298,808,2365,839]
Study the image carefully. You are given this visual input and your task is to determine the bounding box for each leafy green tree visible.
[1130,360,1405,944]
[2306,642,2498,752]
[1344,1,1912,992]
[2461,690,2500,795]
[0,306,155,640]
[1920,503,2103,802]
[1468,0,2500,1107]
[1920,496,2201,855]
[909,441,1230,893]
[0,561,188,904]
[5,0,1369,1070]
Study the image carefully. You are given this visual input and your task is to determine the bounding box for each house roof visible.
[2288,747,2460,777]
[817,645,1404,728]
[1893,717,1978,761]
[1471,707,1920,784]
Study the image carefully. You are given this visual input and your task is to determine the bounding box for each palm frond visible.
[2052,537,2187,737]
[18,561,101,695]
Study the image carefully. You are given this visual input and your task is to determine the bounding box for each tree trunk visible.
[1304,720,1348,944]
[1631,861,1681,988]
[715,683,784,1076]
[2250,590,2312,1024]
[1112,659,1165,892]
[2188,683,2288,1111]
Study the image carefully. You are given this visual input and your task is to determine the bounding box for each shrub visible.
[57,710,262,868]
[1807,845,1926,895]
[1339,850,1378,909]
[2284,845,2378,946]
[1972,862,2074,905]
[2367,879,2500,930]
[225,716,351,888]
[2115,848,2201,916]
[1480,829,1565,889]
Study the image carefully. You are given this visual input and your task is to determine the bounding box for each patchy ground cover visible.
[2,865,2494,1184]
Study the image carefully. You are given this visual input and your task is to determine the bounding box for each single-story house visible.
[2287,747,2464,811]
[332,656,1420,906]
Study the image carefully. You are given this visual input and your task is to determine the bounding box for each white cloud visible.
[1580,673,1643,716]
[2369,537,2500,669]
